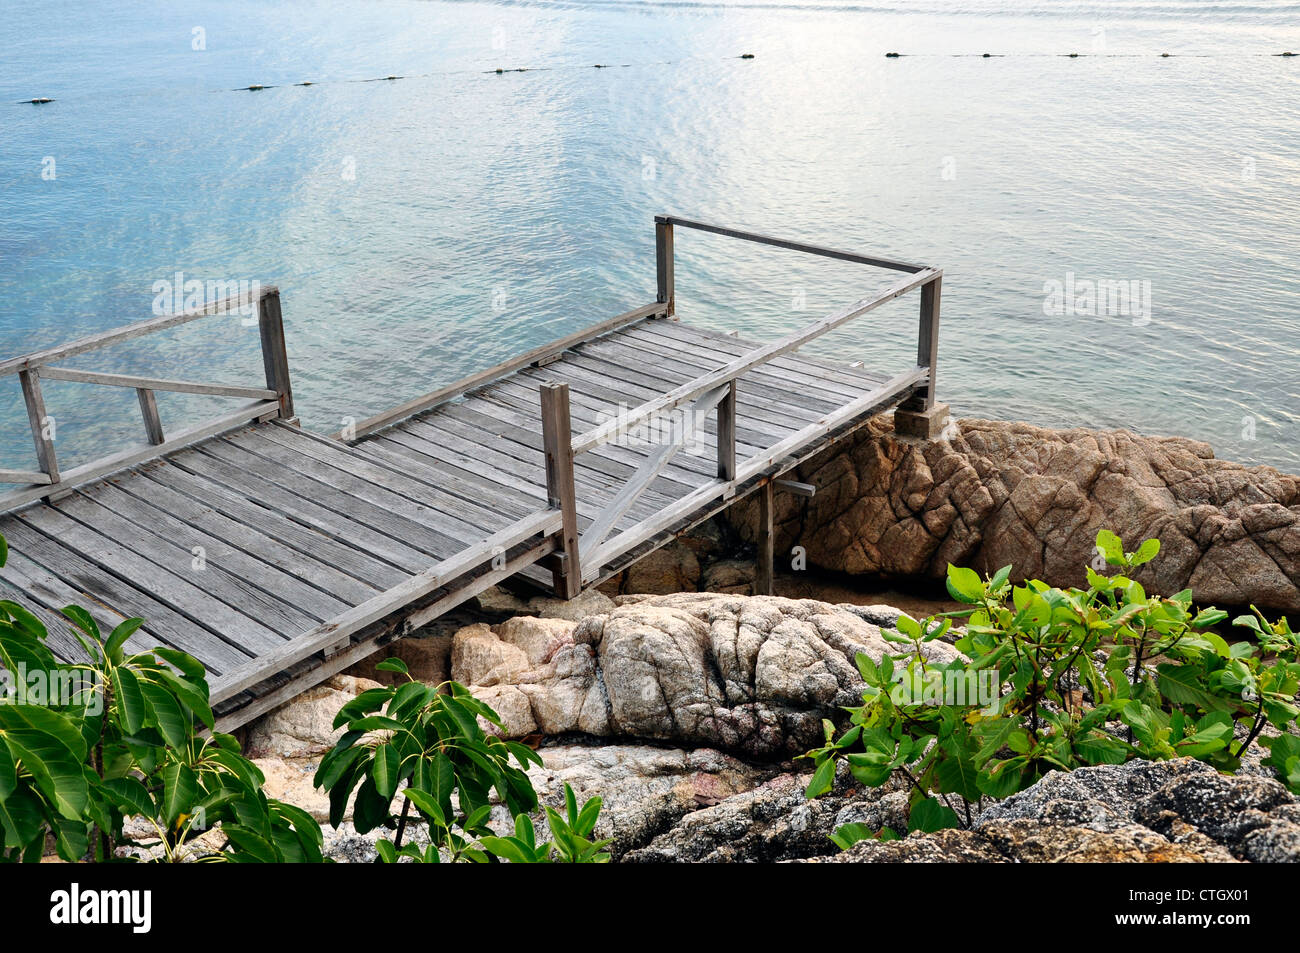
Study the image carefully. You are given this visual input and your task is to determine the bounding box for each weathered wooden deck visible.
[0,217,942,730]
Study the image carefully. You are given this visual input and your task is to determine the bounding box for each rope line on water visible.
[13,50,1297,106]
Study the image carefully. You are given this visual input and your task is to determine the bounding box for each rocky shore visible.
[241,592,1299,863]
[239,416,1300,863]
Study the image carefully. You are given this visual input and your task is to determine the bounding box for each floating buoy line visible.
[15,49,1296,106]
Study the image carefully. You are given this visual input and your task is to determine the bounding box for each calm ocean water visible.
[1,0,1297,474]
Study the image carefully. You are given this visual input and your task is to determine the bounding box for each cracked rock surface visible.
[725,416,1300,611]
[451,593,957,759]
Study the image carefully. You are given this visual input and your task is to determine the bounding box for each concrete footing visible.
[893,402,952,440]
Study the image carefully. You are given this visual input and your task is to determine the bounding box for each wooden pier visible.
[0,217,942,730]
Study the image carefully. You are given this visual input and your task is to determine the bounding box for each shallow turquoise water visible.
[2,0,1298,474]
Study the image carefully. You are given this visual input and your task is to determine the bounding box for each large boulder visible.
[725,416,1300,611]
[451,593,957,758]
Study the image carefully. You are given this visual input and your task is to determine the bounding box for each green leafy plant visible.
[0,531,322,862]
[802,529,1300,842]
[481,784,611,863]
[314,657,543,862]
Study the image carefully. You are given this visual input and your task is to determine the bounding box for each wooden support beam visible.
[756,480,775,596]
[540,382,582,599]
[774,478,816,497]
[717,378,736,497]
[136,388,165,445]
[258,289,294,420]
[18,368,59,486]
[40,365,277,401]
[655,217,675,317]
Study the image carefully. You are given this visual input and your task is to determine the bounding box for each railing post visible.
[655,216,675,318]
[540,382,582,599]
[902,274,941,412]
[257,287,295,422]
[716,379,736,491]
[755,480,775,596]
[19,368,60,488]
[136,388,165,445]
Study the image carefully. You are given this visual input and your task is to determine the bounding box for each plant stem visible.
[393,795,412,850]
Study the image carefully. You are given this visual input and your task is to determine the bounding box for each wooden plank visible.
[258,289,294,419]
[137,459,404,590]
[46,491,317,639]
[660,215,926,274]
[615,324,879,407]
[571,337,837,427]
[81,480,353,623]
[431,398,688,509]
[340,426,538,521]
[253,423,515,534]
[649,321,890,391]
[18,368,59,483]
[174,441,437,574]
[540,383,581,599]
[340,301,667,440]
[112,465,380,605]
[38,366,278,401]
[0,517,254,673]
[0,285,271,378]
[202,435,470,559]
[570,268,939,454]
[756,480,774,595]
[0,399,280,513]
[137,388,165,445]
[209,508,561,704]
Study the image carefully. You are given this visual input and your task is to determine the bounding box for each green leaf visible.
[110,666,146,735]
[152,647,207,680]
[1131,538,1161,566]
[375,839,398,863]
[828,822,876,851]
[946,565,985,604]
[374,658,409,675]
[138,678,189,747]
[909,797,961,833]
[480,836,535,864]
[935,744,981,802]
[372,743,401,799]
[805,758,836,799]
[59,605,100,641]
[101,776,155,818]
[1156,664,1230,712]
[159,761,198,825]
[1096,530,1125,567]
[104,618,144,664]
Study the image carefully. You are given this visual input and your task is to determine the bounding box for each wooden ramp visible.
[0,217,942,730]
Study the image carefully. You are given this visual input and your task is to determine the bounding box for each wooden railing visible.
[540,215,943,595]
[0,286,293,511]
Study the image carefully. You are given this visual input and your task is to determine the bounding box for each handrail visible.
[658,215,930,274]
[570,266,939,456]
[0,286,293,508]
[539,214,944,592]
